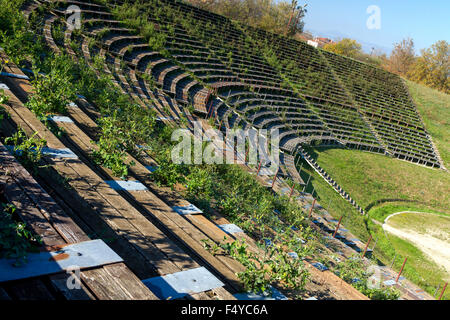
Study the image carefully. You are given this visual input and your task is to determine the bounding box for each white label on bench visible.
[383,279,396,286]
[48,116,73,123]
[281,187,290,194]
[42,147,78,159]
[105,180,148,191]
[5,146,77,159]
[218,224,244,235]
[0,72,30,80]
[145,165,158,173]
[259,168,276,176]
[156,117,173,121]
[0,239,123,282]
[142,267,224,300]
[288,252,299,259]
[172,204,203,215]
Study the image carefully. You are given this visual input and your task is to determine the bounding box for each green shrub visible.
[26,55,76,118]
[0,203,41,266]
[92,112,132,179]
[5,129,46,171]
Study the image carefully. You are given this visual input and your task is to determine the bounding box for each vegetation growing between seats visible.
[0,0,318,298]
[4,129,46,173]
[0,202,41,266]
[334,256,400,300]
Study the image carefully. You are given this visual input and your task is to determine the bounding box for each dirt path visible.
[383,211,450,280]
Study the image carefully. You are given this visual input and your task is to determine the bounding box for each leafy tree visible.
[285,1,308,36]
[408,40,449,94]
[385,38,416,76]
[323,38,362,59]
[185,0,307,36]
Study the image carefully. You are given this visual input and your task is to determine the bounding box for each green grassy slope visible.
[407,80,450,169]
[307,147,449,215]
[299,82,450,299]
[308,80,449,217]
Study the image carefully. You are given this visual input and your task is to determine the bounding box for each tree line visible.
[185,0,307,36]
[323,38,449,94]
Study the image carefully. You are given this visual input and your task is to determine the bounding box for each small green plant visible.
[26,55,76,118]
[0,203,41,266]
[203,237,309,296]
[335,255,401,300]
[92,113,131,179]
[151,152,187,188]
[5,129,46,171]
[0,89,8,105]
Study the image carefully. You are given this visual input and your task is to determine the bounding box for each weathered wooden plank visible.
[53,115,243,292]
[0,143,89,244]
[55,103,245,290]
[48,273,95,300]
[211,287,238,300]
[101,263,158,300]
[3,180,62,246]
[80,267,135,300]
[33,166,159,279]
[48,158,183,275]
[188,291,212,300]
[5,279,56,300]
[80,263,158,300]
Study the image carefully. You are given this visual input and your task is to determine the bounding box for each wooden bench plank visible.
[53,114,245,290]
[1,87,201,276]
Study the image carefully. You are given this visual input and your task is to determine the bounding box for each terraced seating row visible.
[28,0,376,215]
[0,141,156,300]
[319,49,441,167]
[15,2,336,299]
[153,0,442,169]
[1,53,238,300]
[85,0,437,172]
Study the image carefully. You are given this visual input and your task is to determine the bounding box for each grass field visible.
[407,80,450,169]
[298,81,450,299]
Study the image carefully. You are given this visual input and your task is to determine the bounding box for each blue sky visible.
[288,0,450,54]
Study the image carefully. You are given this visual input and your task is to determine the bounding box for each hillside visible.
[407,80,450,169]
[308,81,449,217]
[305,82,450,299]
